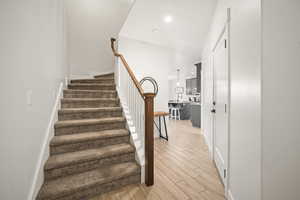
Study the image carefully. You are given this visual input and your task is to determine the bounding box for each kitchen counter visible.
[190,103,201,128]
[168,101,191,120]
[168,101,201,122]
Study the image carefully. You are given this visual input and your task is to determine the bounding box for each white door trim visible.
[211,8,231,199]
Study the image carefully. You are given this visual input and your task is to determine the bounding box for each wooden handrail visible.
[111,38,145,98]
[110,38,155,186]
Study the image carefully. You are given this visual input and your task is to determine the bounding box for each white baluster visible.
[116,59,146,170]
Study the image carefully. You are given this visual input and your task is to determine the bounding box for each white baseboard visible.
[228,190,235,200]
[27,82,65,200]
[203,132,213,158]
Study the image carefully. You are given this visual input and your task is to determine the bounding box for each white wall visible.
[118,36,199,109]
[118,37,173,138]
[168,53,199,101]
[262,1,300,199]
[118,37,171,112]
[202,0,261,199]
[0,0,67,199]
[65,0,134,78]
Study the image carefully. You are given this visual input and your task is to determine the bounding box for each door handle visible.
[211,109,216,113]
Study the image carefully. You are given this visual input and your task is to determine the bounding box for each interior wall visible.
[262,1,300,199]
[118,36,200,109]
[0,0,67,199]
[118,36,171,112]
[169,53,199,101]
[65,0,133,78]
[201,0,261,199]
[168,79,176,100]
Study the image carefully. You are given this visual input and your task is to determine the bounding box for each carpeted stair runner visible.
[37,73,140,200]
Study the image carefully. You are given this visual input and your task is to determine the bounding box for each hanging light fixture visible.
[176,68,180,86]
[175,68,184,101]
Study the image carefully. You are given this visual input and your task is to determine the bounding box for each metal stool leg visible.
[154,119,162,137]
[163,116,169,141]
[159,116,162,138]
[154,113,169,141]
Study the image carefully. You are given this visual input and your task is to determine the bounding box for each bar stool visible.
[170,107,180,120]
[154,111,169,141]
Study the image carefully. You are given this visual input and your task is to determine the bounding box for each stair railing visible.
[110,38,154,186]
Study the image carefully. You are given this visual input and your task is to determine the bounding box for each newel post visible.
[144,93,155,186]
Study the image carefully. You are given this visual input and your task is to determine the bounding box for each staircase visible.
[37,73,141,200]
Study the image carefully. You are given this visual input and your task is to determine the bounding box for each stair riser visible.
[55,122,126,136]
[41,174,140,200]
[68,85,116,90]
[45,153,135,181]
[54,174,140,200]
[58,110,122,121]
[61,101,119,109]
[71,79,114,84]
[50,136,129,155]
[63,92,117,98]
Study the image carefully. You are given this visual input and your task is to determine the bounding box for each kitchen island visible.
[168,101,201,127]
[190,103,201,128]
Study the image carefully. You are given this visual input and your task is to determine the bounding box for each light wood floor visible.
[90,120,225,200]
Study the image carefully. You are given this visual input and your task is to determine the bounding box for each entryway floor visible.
[90,120,225,200]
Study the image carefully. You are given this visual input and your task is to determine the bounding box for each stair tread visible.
[51,129,129,146]
[61,98,118,102]
[71,78,114,81]
[64,89,116,93]
[69,83,115,86]
[58,107,122,114]
[39,162,139,199]
[55,117,125,128]
[45,143,134,170]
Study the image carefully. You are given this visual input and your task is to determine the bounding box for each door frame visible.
[211,8,231,198]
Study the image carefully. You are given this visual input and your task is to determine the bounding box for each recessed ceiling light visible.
[164,16,173,23]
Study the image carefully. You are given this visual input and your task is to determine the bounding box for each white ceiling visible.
[120,0,217,59]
